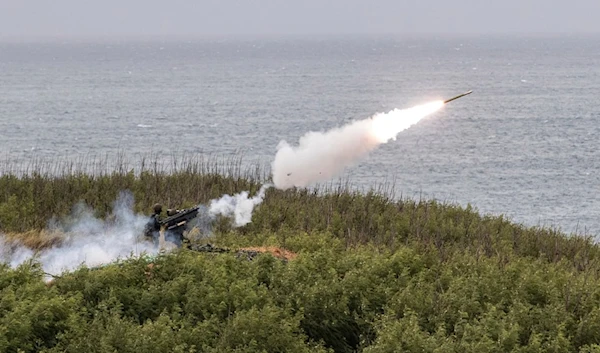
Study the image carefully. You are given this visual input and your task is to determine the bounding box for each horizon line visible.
[1,31,599,43]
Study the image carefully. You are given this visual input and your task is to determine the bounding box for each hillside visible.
[1,160,600,352]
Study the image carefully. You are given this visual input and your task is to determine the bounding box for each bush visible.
[2,157,600,352]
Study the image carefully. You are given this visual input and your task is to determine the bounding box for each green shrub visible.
[2,156,600,352]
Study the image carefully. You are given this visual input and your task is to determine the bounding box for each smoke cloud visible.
[0,191,157,278]
[271,101,444,189]
[209,184,271,227]
[1,185,273,279]
[0,237,34,269]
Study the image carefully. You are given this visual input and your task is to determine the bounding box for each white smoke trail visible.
[271,101,444,190]
[209,184,271,227]
[0,191,158,278]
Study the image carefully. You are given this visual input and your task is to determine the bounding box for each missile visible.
[443,90,473,104]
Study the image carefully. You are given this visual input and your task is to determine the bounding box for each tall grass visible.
[0,153,267,230]
[1,153,599,270]
[0,151,269,180]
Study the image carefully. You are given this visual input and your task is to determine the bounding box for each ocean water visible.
[1,35,599,236]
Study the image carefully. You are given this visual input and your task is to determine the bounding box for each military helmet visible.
[153,203,163,214]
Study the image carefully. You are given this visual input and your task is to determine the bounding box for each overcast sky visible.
[1,0,599,40]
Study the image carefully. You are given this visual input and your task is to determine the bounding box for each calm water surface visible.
[1,35,599,235]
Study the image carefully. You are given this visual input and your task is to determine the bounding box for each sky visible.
[1,0,600,40]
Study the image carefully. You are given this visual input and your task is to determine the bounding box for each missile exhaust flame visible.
[272,101,443,190]
[271,91,472,190]
[369,100,444,143]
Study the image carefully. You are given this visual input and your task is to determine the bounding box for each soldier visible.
[143,203,162,247]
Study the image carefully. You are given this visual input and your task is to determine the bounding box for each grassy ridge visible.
[2,156,600,352]
[1,156,598,267]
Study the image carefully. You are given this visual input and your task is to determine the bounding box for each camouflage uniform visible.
[143,203,162,247]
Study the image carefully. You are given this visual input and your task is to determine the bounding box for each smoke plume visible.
[1,185,272,279]
[0,191,157,278]
[0,237,34,269]
[209,184,271,227]
[271,101,444,189]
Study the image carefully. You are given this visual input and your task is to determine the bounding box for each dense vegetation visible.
[1,156,600,352]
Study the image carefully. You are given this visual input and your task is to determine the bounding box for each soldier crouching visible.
[143,203,162,247]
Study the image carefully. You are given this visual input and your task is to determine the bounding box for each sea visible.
[1,35,599,236]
